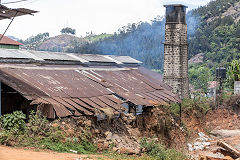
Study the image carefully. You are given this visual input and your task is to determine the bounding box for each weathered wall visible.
[163,5,189,99]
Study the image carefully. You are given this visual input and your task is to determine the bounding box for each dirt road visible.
[0,146,103,160]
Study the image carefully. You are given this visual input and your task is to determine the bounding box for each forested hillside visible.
[67,17,166,69]
[20,0,240,74]
[66,0,240,71]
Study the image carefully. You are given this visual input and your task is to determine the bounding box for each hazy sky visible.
[0,0,211,40]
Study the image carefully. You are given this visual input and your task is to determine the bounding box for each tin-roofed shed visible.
[0,48,180,119]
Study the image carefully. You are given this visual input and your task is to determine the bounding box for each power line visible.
[0,11,18,41]
[2,0,28,5]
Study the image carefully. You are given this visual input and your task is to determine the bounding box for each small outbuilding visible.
[0,35,23,49]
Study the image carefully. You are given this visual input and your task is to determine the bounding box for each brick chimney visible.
[163,4,189,99]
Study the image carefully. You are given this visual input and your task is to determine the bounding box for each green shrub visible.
[181,98,210,118]
[140,138,186,160]
[27,110,51,137]
[0,111,26,134]
[0,110,97,154]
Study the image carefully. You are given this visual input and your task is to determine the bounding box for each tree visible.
[60,27,76,35]
[189,65,214,94]
[227,59,240,88]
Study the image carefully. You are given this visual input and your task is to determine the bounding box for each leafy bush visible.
[140,138,186,160]
[0,111,26,134]
[181,98,210,118]
[27,111,51,137]
[140,138,166,159]
[0,110,97,154]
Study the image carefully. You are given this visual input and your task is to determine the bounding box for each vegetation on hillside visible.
[189,64,214,93]
[60,27,76,35]
[0,111,97,154]
[0,110,188,159]
[19,0,240,91]
[67,17,166,69]
[19,32,49,50]
[227,59,240,88]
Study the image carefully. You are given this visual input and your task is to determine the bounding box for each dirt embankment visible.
[184,105,240,159]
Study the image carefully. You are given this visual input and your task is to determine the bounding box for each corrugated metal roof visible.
[0,35,23,46]
[0,49,142,66]
[0,5,38,20]
[0,63,180,118]
[107,55,142,64]
[74,54,115,63]
[27,50,79,61]
[0,49,34,59]
[0,48,179,119]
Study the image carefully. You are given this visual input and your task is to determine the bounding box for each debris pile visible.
[188,132,211,152]
[55,106,186,155]
[198,141,240,160]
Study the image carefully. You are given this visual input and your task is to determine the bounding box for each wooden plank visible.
[217,141,240,159]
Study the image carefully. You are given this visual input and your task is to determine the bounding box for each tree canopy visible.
[60,27,76,35]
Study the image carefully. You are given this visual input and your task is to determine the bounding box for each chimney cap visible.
[164,4,188,8]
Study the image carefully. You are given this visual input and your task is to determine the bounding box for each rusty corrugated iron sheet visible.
[0,64,180,118]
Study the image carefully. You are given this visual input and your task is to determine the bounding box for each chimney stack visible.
[163,4,189,99]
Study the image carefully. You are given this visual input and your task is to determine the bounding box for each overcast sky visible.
[0,0,211,40]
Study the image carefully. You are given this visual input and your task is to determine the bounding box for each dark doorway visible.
[1,83,29,115]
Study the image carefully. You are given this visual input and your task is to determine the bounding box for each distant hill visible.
[38,34,86,52]
[189,0,240,69]
[20,33,112,52]
[7,35,19,41]
[20,0,240,72]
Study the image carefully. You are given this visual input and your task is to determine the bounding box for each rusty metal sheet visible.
[0,68,111,98]
[30,97,56,118]
[80,98,102,110]
[138,67,172,91]
[71,98,95,112]
[61,98,93,116]
[115,91,151,106]
[37,103,55,119]
[161,89,181,103]
[89,97,112,109]
[79,70,113,88]
[94,70,155,93]
[41,97,72,117]
[104,95,124,104]
[0,69,47,99]
[52,97,82,116]
[150,91,172,103]
[98,96,121,110]
[140,92,168,106]
[129,69,164,90]
[154,90,177,103]
[30,97,49,105]
[137,92,163,106]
